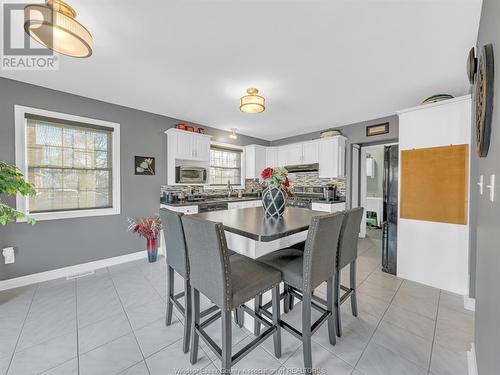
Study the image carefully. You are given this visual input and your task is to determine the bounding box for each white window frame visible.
[14,105,121,221]
[209,141,245,189]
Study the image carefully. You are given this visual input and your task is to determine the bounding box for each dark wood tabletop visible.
[192,207,329,242]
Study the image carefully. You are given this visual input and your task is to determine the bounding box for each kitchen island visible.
[193,207,328,258]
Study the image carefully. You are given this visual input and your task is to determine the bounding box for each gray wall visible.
[271,115,399,206]
[366,147,385,198]
[474,1,500,373]
[0,77,268,280]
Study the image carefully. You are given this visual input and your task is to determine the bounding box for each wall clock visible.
[467,47,477,84]
[474,44,494,158]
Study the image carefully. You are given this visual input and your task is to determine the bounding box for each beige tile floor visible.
[0,233,474,374]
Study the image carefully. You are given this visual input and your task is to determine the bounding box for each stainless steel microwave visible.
[175,166,207,184]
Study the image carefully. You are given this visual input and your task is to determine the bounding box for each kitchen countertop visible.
[192,206,328,242]
[161,196,261,207]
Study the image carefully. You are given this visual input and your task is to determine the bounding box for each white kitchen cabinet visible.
[160,204,199,214]
[311,202,346,213]
[318,136,346,178]
[227,200,262,209]
[284,143,303,165]
[276,141,319,167]
[192,135,211,161]
[302,141,319,164]
[266,147,279,168]
[245,145,267,179]
[166,128,212,162]
[278,146,288,167]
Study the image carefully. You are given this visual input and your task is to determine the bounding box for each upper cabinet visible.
[244,135,346,179]
[276,141,320,167]
[166,128,211,162]
[318,136,346,178]
[266,147,279,168]
[166,129,212,185]
[245,145,267,179]
[302,141,319,164]
[283,143,304,165]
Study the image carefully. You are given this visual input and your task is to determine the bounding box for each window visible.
[15,105,120,221]
[209,145,242,186]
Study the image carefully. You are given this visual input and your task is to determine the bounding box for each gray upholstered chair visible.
[334,207,364,337]
[160,208,195,354]
[181,215,283,373]
[161,208,230,353]
[256,212,345,369]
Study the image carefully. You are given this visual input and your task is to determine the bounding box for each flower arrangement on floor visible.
[128,216,161,262]
[260,167,289,217]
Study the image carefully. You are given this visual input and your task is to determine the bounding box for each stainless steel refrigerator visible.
[382,145,399,275]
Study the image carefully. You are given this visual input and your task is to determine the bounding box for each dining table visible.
[192,206,329,259]
[192,206,330,331]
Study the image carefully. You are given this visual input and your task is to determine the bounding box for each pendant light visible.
[229,128,238,139]
[24,0,93,58]
[240,88,265,113]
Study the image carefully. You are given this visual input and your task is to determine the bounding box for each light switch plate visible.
[2,247,15,264]
[487,174,496,202]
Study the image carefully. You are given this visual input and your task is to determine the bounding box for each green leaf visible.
[0,162,37,226]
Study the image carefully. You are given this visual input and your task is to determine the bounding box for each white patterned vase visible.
[262,185,287,217]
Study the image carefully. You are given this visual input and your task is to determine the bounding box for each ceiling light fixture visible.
[229,128,238,140]
[240,88,265,114]
[24,0,93,58]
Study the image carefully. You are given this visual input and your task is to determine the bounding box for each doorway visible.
[355,142,399,275]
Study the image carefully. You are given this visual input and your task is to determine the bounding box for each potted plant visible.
[260,167,289,217]
[0,161,36,225]
[128,216,161,262]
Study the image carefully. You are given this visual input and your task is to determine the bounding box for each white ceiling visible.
[0,0,482,141]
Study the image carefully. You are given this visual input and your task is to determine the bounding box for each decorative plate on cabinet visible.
[474,44,494,158]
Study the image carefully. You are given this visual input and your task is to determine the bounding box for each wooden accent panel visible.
[400,145,468,225]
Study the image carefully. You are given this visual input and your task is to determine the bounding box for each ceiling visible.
[0,0,482,141]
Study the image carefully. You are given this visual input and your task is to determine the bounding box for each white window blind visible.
[209,145,242,186]
[26,114,114,213]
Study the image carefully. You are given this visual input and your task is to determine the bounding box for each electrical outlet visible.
[2,247,15,264]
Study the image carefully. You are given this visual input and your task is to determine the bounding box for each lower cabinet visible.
[311,202,346,213]
[160,204,199,214]
[228,200,262,209]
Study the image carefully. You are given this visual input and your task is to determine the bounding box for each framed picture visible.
[366,122,389,137]
[135,156,155,175]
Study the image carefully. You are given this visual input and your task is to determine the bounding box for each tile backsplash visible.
[288,172,345,196]
[161,172,345,197]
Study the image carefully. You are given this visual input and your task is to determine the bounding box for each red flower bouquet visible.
[260,167,289,189]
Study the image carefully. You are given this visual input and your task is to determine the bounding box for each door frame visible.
[359,141,398,238]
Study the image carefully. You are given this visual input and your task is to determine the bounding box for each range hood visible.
[284,163,319,173]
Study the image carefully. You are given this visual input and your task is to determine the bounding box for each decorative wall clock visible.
[467,47,477,84]
[474,44,494,158]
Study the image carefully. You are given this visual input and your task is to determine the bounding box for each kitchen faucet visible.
[227,180,232,197]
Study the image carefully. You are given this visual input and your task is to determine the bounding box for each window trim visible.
[14,105,121,221]
[209,141,245,189]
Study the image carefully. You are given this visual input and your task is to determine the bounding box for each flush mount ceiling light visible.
[229,128,238,139]
[240,88,265,114]
[24,0,93,58]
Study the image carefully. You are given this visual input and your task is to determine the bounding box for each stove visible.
[286,186,324,209]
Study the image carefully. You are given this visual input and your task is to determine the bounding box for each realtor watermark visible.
[1,2,59,70]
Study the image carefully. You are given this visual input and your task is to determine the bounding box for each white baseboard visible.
[467,344,478,375]
[0,251,148,291]
[464,296,476,311]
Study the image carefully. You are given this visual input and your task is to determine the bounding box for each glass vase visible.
[146,237,158,263]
